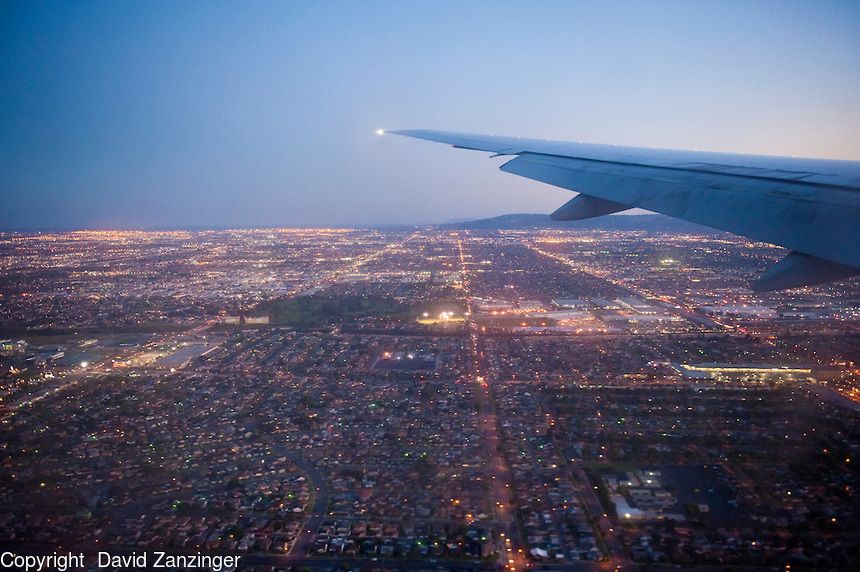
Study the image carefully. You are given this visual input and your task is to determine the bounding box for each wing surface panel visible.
[500,153,860,269]
[390,129,860,288]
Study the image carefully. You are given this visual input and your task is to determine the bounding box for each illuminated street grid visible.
[1,226,859,571]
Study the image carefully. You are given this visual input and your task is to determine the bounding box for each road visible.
[804,382,860,413]
[572,467,632,571]
[526,243,729,332]
[266,444,330,556]
[457,234,527,572]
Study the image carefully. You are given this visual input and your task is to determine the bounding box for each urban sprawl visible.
[1,224,859,571]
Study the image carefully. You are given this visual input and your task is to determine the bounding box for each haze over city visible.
[2,0,859,230]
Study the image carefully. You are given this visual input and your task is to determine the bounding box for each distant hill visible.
[439,213,716,233]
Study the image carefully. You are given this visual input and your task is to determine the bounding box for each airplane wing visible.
[389,129,860,291]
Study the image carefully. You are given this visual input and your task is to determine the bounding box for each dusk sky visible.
[2,0,859,230]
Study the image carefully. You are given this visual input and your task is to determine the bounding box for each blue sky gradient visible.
[2,0,859,229]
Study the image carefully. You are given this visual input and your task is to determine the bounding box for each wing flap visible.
[551,194,632,221]
[752,252,860,291]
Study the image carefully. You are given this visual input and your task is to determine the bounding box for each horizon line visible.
[0,212,656,234]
